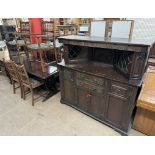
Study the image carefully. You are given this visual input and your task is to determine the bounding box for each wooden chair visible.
[15,64,44,106]
[4,60,23,98]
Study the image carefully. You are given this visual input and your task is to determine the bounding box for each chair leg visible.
[20,84,23,99]
[12,80,15,94]
[31,89,34,106]
[23,85,25,100]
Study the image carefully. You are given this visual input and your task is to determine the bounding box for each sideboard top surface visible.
[58,35,154,47]
[58,61,143,87]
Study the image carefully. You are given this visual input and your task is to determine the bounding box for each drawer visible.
[109,82,131,98]
[76,80,104,94]
[76,72,104,86]
[63,69,74,81]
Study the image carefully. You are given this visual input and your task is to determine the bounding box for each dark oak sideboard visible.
[58,35,153,135]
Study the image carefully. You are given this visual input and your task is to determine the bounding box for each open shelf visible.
[63,61,142,86]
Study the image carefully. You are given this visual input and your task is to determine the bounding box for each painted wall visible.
[131,18,155,41]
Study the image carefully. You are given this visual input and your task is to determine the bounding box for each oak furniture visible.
[23,60,59,102]
[15,63,44,106]
[58,35,153,135]
[26,43,57,72]
[4,60,23,98]
[133,66,155,135]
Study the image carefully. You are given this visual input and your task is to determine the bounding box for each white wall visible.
[131,18,155,40]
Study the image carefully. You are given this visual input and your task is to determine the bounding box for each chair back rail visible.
[4,60,19,81]
[16,64,32,88]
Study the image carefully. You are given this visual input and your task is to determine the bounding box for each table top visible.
[137,66,155,112]
[24,60,58,79]
[58,35,154,46]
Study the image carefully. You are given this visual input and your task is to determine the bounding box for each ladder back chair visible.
[4,60,23,98]
[15,64,44,106]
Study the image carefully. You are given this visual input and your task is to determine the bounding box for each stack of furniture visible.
[0,25,16,41]
[26,42,58,72]
[58,25,78,36]
[58,35,153,135]
[133,66,155,135]
[42,20,55,42]
[20,21,31,43]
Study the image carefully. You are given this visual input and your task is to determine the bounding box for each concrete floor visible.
[0,74,145,136]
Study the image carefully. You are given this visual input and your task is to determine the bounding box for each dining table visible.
[23,60,59,101]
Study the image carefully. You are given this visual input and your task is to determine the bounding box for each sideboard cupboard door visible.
[105,93,129,131]
[87,93,106,119]
[76,87,106,119]
[63,79,75,105]
[60,68,76,106]
[77,87,88,112]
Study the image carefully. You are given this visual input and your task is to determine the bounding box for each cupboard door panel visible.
[77,86,106,119]
[77,88,88,112]
[105,93,129,129]
[63,80,75,105]
[130,52,147,79]
[88,93,106,119]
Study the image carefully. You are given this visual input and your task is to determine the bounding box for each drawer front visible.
[76,80,104,94]
[109,82,131,98]
[63,69,74,81]
[76,72,104,86]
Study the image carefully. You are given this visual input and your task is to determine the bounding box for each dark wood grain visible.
[24,60,58,80]
[58,35,153,135]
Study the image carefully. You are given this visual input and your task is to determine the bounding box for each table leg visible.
[39,50,45,72]
[42,75,60,102]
